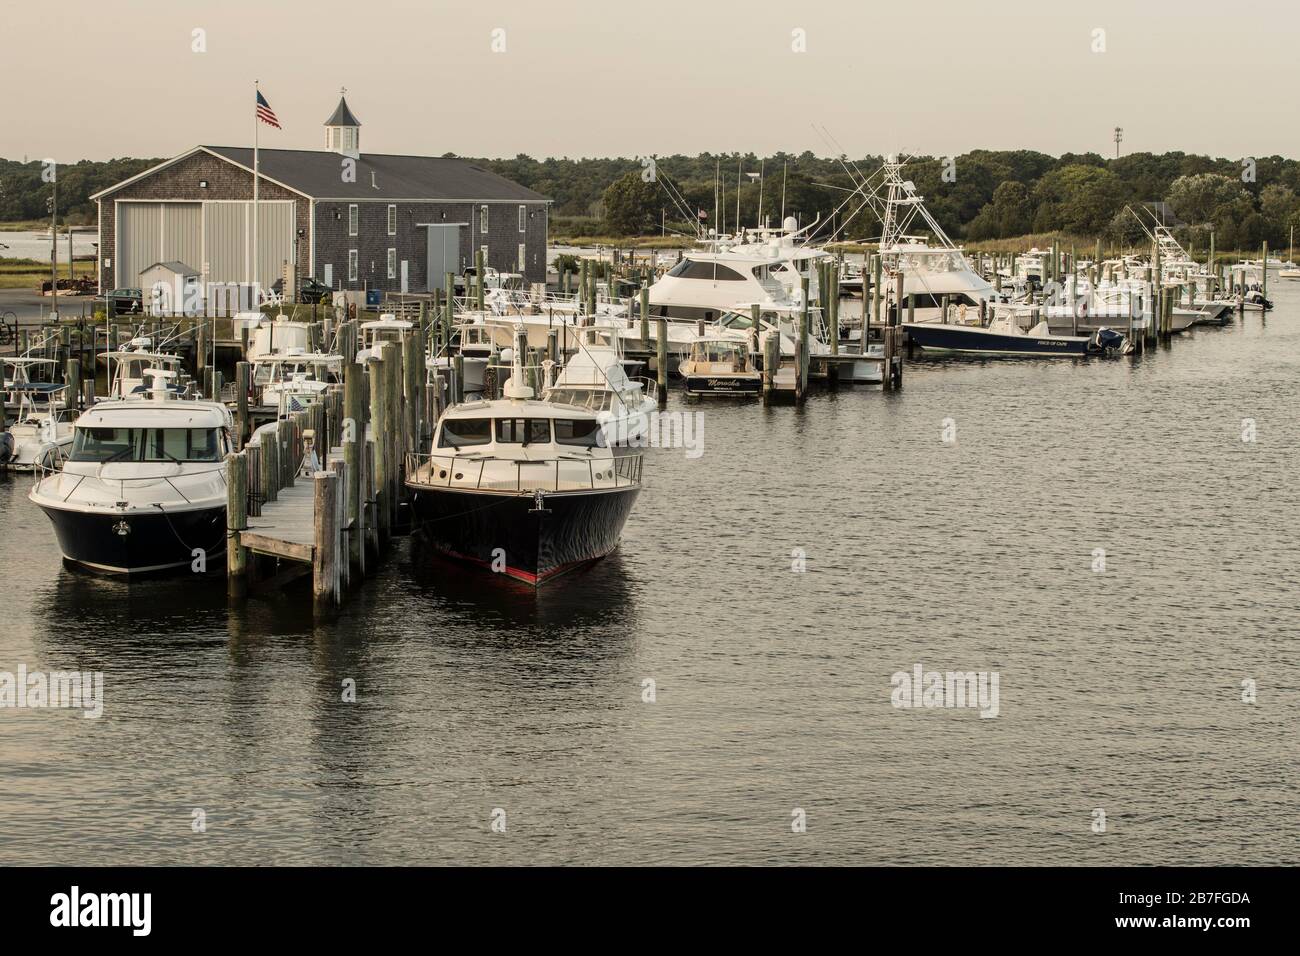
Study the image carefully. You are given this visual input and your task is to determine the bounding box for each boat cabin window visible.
[665,259,746,282]
[495,418,551,444]
[70,427,223,463]
[908,293,979,309]
[438,417,493,448]
[553,417,605,448]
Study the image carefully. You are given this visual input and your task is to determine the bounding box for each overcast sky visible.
[4,0,1293,163]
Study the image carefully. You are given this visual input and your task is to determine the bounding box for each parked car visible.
[271,276,333,304]
[98,288,142,316]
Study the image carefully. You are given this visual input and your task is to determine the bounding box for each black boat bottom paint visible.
[407,485,639,585]
[35,504,227,575]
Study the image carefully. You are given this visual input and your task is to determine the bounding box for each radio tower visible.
[1114,127,1123,159]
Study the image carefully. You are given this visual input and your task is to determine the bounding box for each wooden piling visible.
[226,451,248,585]
[312,470,339,607]
[235,361,250,448]
[655,317,668,407]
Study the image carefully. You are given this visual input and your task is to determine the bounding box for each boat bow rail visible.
[405,451,642,494]
[32,461,228,509]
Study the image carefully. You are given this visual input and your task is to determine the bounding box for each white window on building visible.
[480,245,489,269]
[387,248,397,279]
[480,205,489,234]
[348,204,358,237]
[348,250,358,282]
[518,205,526,233]
[518,243,527,272]
[387,204,397,236]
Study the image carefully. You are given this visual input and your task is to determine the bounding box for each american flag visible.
[256,90,281,129]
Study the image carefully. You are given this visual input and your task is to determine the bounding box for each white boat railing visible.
[405,451,641,493]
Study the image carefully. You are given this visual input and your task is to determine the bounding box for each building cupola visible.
[324,90,361,159]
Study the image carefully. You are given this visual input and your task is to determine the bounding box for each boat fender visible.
[0,432,13,464]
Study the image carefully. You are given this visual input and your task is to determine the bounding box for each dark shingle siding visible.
[313,199,547,291]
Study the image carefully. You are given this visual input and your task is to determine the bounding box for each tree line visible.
[6,150,1300,252]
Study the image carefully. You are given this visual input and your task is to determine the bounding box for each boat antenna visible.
[502,322,533,401]
[780,161,787,224]
[735,156,742,238]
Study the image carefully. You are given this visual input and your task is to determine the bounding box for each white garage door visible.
[118,200,294,292]
[201,200,294,289]
[116,202,203,289]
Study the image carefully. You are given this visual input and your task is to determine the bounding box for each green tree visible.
[1032,165,1126,234]
[601,171,662,235]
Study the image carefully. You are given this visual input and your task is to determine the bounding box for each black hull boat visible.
[408,331,644,587]
[410,484,639,585]
[683,375,761,397]
[905,321,1088,356]
[38,503,226,575]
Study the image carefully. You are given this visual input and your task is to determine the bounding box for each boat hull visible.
[33,502,227,574]
[904,323,1089,356]
[407,483,639,585]
[683,374,761,396]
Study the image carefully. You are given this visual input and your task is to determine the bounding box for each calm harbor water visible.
[2,291,1298,866]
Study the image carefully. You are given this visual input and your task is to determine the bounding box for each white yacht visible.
[0,358,75,471]
[99,347,186,400]
[868,158,995,323]
[252,351,342,413]
[356,314,415,362]
[646,219,832,322]
[30,370,233,574]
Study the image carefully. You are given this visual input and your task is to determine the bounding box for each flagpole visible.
[253,80,259,298]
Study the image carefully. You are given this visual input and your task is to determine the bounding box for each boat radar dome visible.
[783,216,798,233]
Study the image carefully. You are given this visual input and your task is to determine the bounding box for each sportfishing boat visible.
[678,335,761,396]
[405,330,642,585]
[99,346,186,400]
[904,311,1124,357]
[355,314,414,362]
[244,314,311,360]
[253,352,342,413]
[542,330,657,444]
[29,370,233,574]
[864,159,995,323]
[0,358,75,471]
[646,220,832,323]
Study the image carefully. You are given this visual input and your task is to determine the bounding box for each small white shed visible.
[140,260,202,316]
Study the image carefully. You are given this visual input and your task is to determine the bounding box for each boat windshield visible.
[546,388,613,411]
[496,418,551,444]
[439,418,493,448]
[553,417,605,448]
[692,342,745,362]
[665,259,746,281]
[70,427,223,463]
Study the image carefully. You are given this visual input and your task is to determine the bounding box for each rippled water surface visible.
[2,290,1298,865]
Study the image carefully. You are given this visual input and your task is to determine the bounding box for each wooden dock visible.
[225,318,434,611]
